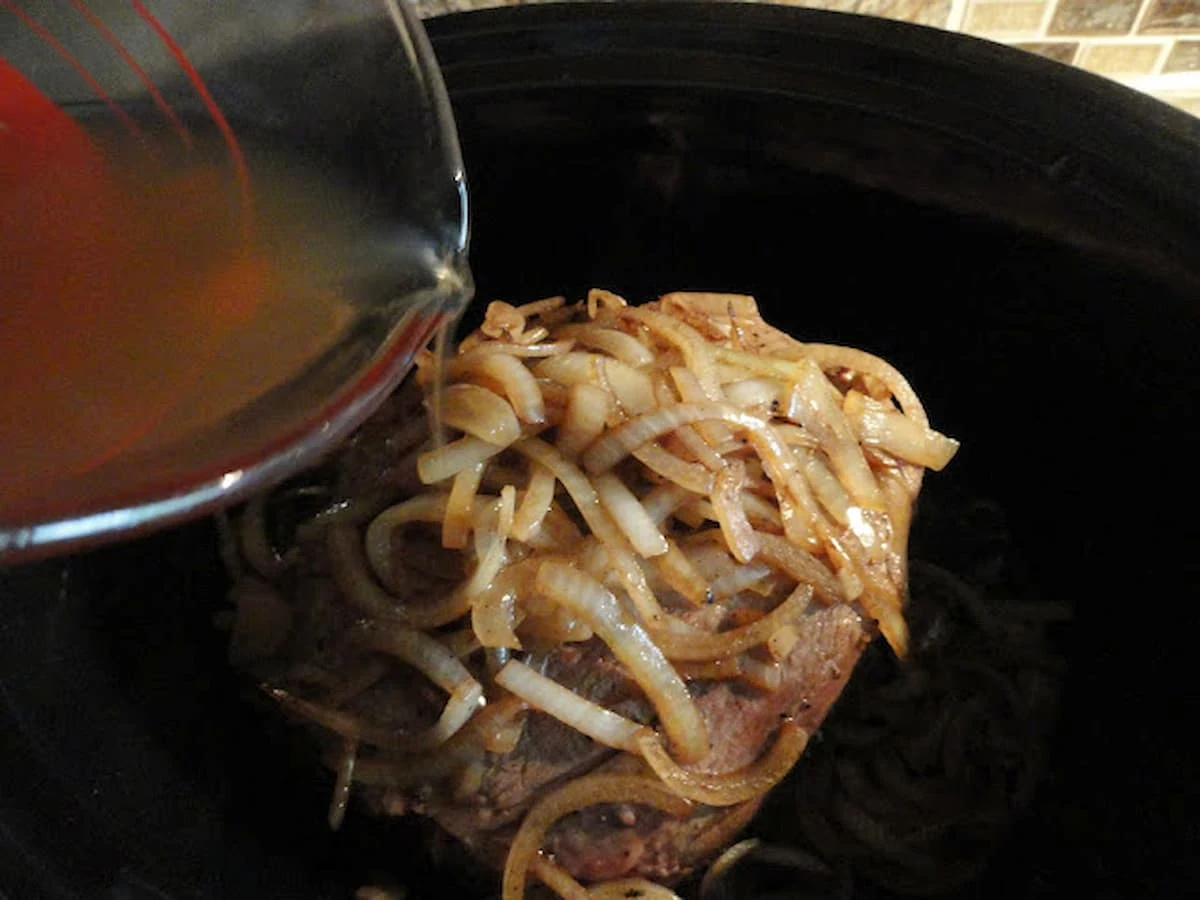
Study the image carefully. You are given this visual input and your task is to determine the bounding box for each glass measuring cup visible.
[0,0,471,563]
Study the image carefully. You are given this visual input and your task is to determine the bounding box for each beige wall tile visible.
[1014,41,1081,62]
[850,0,953,27]
[964,0,1047,34]
[775,0,952,27]
[1078,41,1166,73]
[1141,0,1200,33]
[1049,0,1142,34]
[1157,92,1200,113]
[1164,38,1200,68]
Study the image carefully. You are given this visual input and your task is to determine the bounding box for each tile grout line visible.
[1129,0,1167,73]
[1130,0,1154,35]
[1035,0,1057,40]
[1152,37,1173,75]
[945,0,969,33]
[1041,34,1176,44]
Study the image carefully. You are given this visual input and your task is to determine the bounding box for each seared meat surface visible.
[222,291,957,896]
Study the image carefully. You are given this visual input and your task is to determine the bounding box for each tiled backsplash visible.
[949,0,1200,115]
[414,0,1200,116]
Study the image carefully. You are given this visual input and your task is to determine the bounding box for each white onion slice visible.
[594,472,669,558]
[786,358,883,511]
[633,443,715,495]
[443,461,485,550]
[512,465,557,541]
[621,306,723,400]
[332,522,472,629]
[496,659,650,753]
[441,383,522,446]
[334,621,486,750]
[556,324,655,368]
[453,351,547,424]
[844,390,960,470]
[711,460,760,563]
[503,774,691,900]
[652,583,813,662]
[535,561,709,764]
[418,436,507,485]
[557,382,611,458]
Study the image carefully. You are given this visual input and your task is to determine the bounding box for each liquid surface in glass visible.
[0,75,452,525]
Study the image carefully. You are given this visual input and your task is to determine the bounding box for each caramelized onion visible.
[239,494,290,579]
[558,383,611,458]
[620,306,723,400]
[442,383,522,446]
[557,323,655,368]
[711,460,760,563]
[503,774,692,900]
[511,465,557,541]
[659,291,760,333]
[350,621,486,749]
[675,656,744,683]
[707,561,774,601]
[652,584,813,662]
[599,357,658,416]
[265,679,477,754]
[536,561,709,764]
[587,288,629,317]
[641,482,694,525]
[754,531,845,605]
[786,358,884,511]
[766,623,801,660]
[364,494,455,589]
[738,654,783,691]
[496,660,651,753]
[225,287,960,900]
[802,342,929,426]
[588,879,683,900]
[632,443,715,495]
[514,295,568,318]
[328,739,357,831]
[800,450,853,525]
[581,401,823,543]
[471,578,524,650]
[514,439,676,629]
[443,461,485,550]
[653,541,711,606]
[328,524,472,629]
[447,351,548,423]
[594,472,669,558]
[536,354,656,417]
[844,389,960,470]
[636,719,809,806]
[529,856,591,900]
[418,436,508,485]
[669,366,735,447]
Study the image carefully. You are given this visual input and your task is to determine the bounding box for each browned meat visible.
[222,291,955,895]
[303,584,871,885]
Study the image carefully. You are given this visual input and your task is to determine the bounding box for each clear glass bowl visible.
[0,0,470,563]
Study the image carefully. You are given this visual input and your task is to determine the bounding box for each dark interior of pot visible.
[2,5,1199,899]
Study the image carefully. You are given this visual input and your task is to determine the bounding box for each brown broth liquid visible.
[1,122,447,522]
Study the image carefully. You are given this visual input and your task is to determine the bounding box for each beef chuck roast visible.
[222,292,954,894]
[256,512,873,886]
[421,612,870,884]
